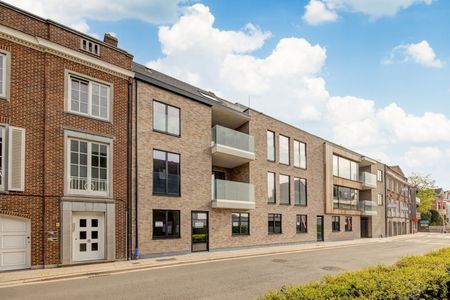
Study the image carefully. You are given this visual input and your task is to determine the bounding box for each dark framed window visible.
[153,210,180,239]
[267,130,275,161]
[153,100,180,136]
[279,135,290,165]
[267,172,276,203]
[345,217,352,232]
[294,177,307,206]
[294,140,307,169]
[296,215,307,233]
[279,174,290,204]
[333,154,359,181]
[153,150,180,196]
[232,213,249,235]
[268,214,282,234]
[333,185,358,210]
[332,216,340,232]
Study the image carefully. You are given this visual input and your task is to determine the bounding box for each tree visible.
[416,188,436,214]
[408,173,435,190]
[407,173,436,214]
[429,209,443,226]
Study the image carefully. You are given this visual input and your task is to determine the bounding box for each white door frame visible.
[0,215,31,271]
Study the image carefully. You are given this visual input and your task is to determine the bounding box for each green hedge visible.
[261,247,450,300]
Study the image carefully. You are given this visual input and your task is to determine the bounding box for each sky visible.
[8,0,450,189]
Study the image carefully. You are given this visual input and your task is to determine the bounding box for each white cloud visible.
[149,4,329,122]
[383,40,443,68]
[403,146,443,167]
[3,0,182,34]
[303,0,433,25]
[303,0,338,25]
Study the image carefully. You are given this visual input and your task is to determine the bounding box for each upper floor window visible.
[377,170,383,182]
[80,39,100,56]
[333,155,359,181]
[294,177,307,206]
[333,185,358,210]
[0,126,25,192]
[267,131,275,161]
[0,53,6,98]
[294,140,306,169]
[267,172,276,203]
[153,150,180,196]
[377,194,384,206]
[68,138,109,196]
[279,174,290,204]
[153,101,180,136]
[279,135,289,165]
[69,75,110,121]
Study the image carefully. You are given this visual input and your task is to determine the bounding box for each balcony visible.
[360,172,377,189]
[211,125,255,168]
[211,179,255,209]
[359,200,378,216]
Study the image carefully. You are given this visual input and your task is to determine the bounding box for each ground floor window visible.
[232,213,249,235]
[345,216,352,231]
[332,216,340,232]
[153,210,180,239]
[296,215,307,233]
[268,214,282,234]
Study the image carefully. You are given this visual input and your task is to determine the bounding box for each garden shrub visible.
[260,247,450,300]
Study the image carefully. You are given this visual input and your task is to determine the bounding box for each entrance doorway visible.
[361,217,370,238]
[191,211,209,252]
[72,213,105,262]
[316,216,324,242]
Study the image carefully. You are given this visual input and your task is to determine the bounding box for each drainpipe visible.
[384,165,387,237]
[134,80,139,259]
[126,79,132,260]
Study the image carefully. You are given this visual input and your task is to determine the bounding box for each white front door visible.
[72,213,105,262]
[0,215,31,271]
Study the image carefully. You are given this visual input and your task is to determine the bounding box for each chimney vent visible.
[103,33,118,47]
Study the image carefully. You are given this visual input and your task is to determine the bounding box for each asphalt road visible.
[1,233,449,300]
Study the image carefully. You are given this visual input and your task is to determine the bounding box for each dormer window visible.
[80,39,100,56]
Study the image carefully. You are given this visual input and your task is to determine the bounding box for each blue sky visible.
[9,0,450,188]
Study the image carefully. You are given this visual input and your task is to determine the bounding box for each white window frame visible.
[0,51,11,101]
[65,130,113,198]
[65,71,112,122]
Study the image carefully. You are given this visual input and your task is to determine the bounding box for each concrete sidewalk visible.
[0,234,420,288]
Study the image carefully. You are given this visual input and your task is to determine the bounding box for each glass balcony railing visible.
[359,200,378,216]
[360,172,377,189]
[211,125,254,154]
[212,179,255,209]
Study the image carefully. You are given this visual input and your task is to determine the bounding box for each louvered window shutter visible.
[8,126,25,191]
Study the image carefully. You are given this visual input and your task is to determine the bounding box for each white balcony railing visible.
[360,172,377,189]
[70,176,108,193]
[212,179,255,209]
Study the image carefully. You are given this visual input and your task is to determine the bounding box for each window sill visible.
[294,166,307,171]
[268,232,282,235]
[279,203,291,206]
[296,232,308,234]
[152,193,181,197]
[294,204,307,207]
[279,162,290,166]
[64,111,112,124]
[232,234,250,237]
[152,236,181,240]
[332,230,340,233]
[152,129,181,138]
[267,202,277,205]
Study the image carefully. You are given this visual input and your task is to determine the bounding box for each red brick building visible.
[0,2,133,270]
